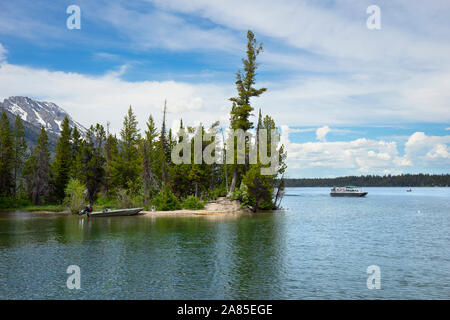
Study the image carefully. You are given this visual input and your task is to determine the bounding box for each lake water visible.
[0,187,449,299]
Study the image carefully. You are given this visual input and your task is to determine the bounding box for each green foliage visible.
[0,31,284,213]
[78,124,106,204]
[12,116,27,198]
[151,186,181,211]
[70,126,82,178]
[0,112,13,196]
[104,132,119,196]
[111,106,142,190]
[0,196,30,210]
[64,178,86,214]
[229,30,266,132]
[94,193,116,209]
[209,184,227,200]
[53,117,72,201]
[141,115,161,204]
[115,188,143,209]
[231,182,253,208]
[228,30,267,195]
[23,126,51,205]
[182,195,205,210]
[242,165,274,211]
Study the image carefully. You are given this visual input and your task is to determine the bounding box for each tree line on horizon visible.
[0,30,286,212]
[284,174,450,187]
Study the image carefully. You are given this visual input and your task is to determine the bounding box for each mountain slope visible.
[0,96,88,150]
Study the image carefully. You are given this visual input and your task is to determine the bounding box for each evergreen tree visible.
[160,100,169,185]
[52,117,72,201]
[242,164,273,212]
[255,108,262,162]
[70,126,83,179]
[142,115,160,203]
[71,126,82,161]
[0,112,13,196]
[12,116,27,198]
[169,119,191,198]
[79,124,106,204]
[24,126,50,204]
[104,132,119,196]
[112,106,142,192]
[239,113,286,211]
[228,30,266,194]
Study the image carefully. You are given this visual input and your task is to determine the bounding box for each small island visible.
[0,31,286,215]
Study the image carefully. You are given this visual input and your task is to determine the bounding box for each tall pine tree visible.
[142,115,160,203]
[79,124,106,205]
[228,30,266,194]
[0,112,13,196]
[112,106,142,193]
[52,117,72,201]
[12,116,27,198]
[24,126,51,205]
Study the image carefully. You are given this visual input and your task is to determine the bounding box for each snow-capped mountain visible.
[0,96,87,136]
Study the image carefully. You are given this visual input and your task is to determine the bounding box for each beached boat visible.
[87,207,143,217]
[330,186,368,197]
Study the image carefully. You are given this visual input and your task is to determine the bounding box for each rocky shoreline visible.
[142,197,251,217]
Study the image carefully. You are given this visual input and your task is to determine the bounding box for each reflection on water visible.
[0,187,449,299]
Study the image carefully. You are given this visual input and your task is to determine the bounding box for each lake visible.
[0,187,449,299]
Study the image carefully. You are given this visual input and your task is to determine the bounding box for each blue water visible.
[0,187,449,299]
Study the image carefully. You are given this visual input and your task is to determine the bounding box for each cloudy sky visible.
[0,0,449,178]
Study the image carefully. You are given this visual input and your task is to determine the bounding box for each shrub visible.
[182,195,205,210]
[231,182,253,208]
[115,188,143,209]
[209,185,227,200]
[0,196,15,210]
[151,187,181,211]
[242,165,274,211]
[94,193,117,210]
[64,178,86,214]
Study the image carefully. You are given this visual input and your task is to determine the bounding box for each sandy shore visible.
[141,197,251,218]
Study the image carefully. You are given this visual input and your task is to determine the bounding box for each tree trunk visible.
[228,166,238,196]
[253,198,261,212]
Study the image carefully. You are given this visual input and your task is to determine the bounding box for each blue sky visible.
[0,0,449,177]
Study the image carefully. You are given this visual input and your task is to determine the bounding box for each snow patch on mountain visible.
[9,102,28,121]
[0,96,87,136]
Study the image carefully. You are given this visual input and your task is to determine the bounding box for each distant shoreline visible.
[285,186,450,188]
[285,174,450,187]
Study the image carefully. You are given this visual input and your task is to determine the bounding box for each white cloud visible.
[141,0,450,126]
[316,125,330,141]
[0,62,232,134]
[149,0,450,65]
[281,126,450,176]
[403,132,450,166]
[2,1,450,127]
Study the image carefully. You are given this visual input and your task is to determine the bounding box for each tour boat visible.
[330,186,368,197]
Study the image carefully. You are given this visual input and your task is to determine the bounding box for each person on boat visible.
[78,204,93,216]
